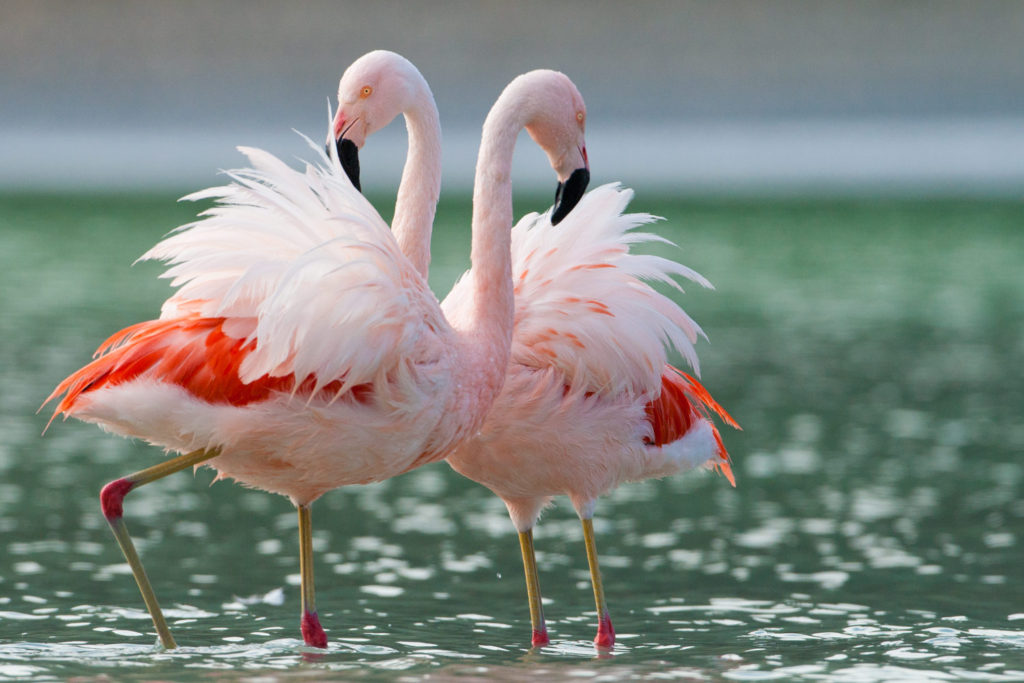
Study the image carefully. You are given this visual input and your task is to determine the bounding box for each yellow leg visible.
[581,517,615,648]
[100,447,222,649]
[298,504,327,648]
[518,529,549,646]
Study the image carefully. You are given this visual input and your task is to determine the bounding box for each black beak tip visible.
[551,167,590,225]
[334,138,362,193]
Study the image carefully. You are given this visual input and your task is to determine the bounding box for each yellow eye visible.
[576,111,585,124]
[360,86,373,99]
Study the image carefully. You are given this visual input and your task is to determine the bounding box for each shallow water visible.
[1,193,1022,680]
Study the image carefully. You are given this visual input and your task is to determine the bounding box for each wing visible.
[505,183,711,396]
[645,365,739,486]
[136,141,449,395]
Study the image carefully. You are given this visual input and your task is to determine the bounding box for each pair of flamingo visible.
[47,51,737,651]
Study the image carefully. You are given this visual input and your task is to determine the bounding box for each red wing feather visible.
[644,365,739,486]
[47,316,366,416]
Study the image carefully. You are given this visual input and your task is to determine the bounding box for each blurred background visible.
[3,0,1024,194]
[1,2,1022,680]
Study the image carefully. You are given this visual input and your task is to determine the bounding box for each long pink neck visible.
[391,84,441,279]
[452,93,532,414]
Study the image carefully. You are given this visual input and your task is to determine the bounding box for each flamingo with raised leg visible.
[333,58,738,649]
[45,53,590,650]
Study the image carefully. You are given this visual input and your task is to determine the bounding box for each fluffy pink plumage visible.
[446,183,737,529]
[47,146,472,504]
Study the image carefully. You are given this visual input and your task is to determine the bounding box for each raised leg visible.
[581,517,614,649]
[298,504,327,648]
[518,529,549,647]
[100,446,222,649]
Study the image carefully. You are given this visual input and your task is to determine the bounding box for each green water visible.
[0,192,1022,680]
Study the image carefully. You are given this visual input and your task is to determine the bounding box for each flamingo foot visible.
[532,627,550,647]
[301,610,328,648]
[594,612,614,649]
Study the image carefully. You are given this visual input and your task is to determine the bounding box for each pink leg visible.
[297,504,327,648]
[100,447,222,649]
[581,517,615,649]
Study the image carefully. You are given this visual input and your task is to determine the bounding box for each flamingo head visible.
[328,50,430,191]
[515,70,591,224]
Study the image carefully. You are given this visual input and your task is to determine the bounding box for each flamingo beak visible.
[335,138,361,192]
[552,167,590,225]
[326,112,363,192]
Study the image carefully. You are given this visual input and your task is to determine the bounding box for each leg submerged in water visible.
[518,528,549,647]
[581,516,614,649]
[298,503,327,648]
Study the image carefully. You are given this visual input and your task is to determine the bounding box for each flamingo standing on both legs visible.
[335,63,738,649]
[444,193,740,648]
[45,54,590,650]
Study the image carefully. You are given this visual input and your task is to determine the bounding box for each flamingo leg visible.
[297,504,327,648]
[517,529,549,647]
[100,446,223,649]
[581,517,615,648]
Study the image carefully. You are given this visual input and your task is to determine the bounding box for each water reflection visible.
[1,195,1022,680]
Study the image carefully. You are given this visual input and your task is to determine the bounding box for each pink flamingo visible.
[443,198,739,648]
[334,61,738,649]
[46,54,590,650]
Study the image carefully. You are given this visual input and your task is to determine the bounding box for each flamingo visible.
[334,62,738,648]
[443,203,740,648]
[45,54,590,650]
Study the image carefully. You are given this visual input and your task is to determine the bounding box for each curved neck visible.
[392,85,441,279]
[469,105,521,318]
[453,97,531,408]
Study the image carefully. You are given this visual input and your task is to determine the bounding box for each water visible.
[0,193,1022,680]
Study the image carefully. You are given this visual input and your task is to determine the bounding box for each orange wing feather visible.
[644,365,739,486]
[47,315,366,416]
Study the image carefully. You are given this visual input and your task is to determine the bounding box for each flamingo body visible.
[449,364,734,530]
[49,147,468,506]
[52,319,454,502]
[446,183,735,527]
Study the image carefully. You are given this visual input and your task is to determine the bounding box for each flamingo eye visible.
[576,111,585,125]
[360,86,373,99]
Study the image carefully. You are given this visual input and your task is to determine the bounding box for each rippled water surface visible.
[1,192,1022,680]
